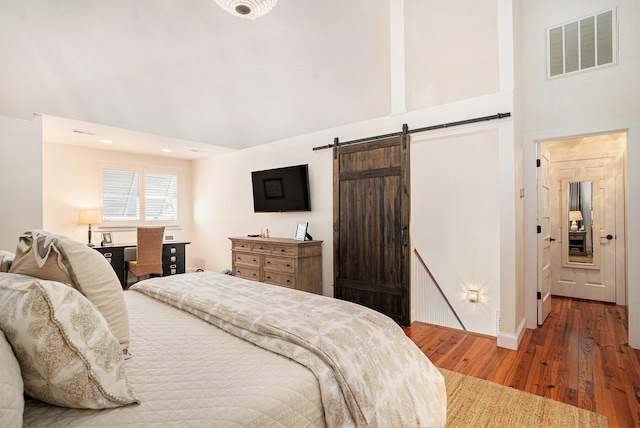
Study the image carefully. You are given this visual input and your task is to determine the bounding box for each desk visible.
[95,242,189,288]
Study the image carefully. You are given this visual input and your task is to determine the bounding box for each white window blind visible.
[101,166,179,224]
[547,9,616,78]
[102,169,140,221]
[145,173,178,221]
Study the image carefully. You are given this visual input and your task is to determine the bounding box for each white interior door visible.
[538,147,552,325]
[549,157,617,302]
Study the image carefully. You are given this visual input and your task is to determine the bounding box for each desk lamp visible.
[78,209,102,247]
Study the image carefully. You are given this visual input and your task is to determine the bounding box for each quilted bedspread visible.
[23,289,325,427]
[131,272,447,427]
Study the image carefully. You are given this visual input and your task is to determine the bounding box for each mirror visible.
[561,177,600,269]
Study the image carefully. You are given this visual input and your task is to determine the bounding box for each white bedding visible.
[23,290,325,427]
[132,273,447,427]
[21,272,446,427]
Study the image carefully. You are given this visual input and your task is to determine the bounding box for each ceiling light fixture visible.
[100,139,113,144]
[162,148,173,153]
[214,0,278,20]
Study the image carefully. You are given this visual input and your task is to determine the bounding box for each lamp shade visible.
[569,210,583,222]
[78,209,102,225]
[214,0,278,20]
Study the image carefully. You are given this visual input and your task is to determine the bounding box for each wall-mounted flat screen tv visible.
[251,164,311,212]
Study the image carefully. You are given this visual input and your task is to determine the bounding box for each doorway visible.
[537,132,627,326]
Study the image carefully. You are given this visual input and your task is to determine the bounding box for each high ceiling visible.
[0,0,391,157]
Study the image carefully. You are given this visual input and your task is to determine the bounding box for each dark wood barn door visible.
[333,135,410,326]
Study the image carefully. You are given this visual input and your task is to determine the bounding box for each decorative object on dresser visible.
[230,237,322,294]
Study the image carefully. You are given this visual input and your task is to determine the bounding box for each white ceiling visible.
[0,1,391,157]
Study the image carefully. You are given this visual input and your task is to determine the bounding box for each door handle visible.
[401,225,408,247]
[549,237,556,242]
[601,234,614,240]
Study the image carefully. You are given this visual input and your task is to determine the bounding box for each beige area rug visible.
[441,369,608,427]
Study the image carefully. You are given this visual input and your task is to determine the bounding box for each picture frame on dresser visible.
[294,222,308,241]
[101,232,113,246]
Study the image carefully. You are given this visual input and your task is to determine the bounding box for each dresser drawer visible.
[271,245,297,256]
[251,243,272,253]
[234,266,260,281]
[233,251,261,267]
[263,256,295,273]
[233,241,252,251]
[263,271,296,289]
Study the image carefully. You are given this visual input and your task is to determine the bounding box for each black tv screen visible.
[252,164,311,212]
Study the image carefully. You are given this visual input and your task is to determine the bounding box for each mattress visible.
[23,290,325,427]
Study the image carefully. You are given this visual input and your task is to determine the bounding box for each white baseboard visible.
[496,317,527,350]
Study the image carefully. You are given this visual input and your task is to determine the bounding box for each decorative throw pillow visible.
[8,237,71,283]
[9,231,131,353]
[0,329,23,427]
[0,273,138,409]
[0,250,15,273]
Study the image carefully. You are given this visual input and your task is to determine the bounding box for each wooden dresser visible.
[229,237,322,294]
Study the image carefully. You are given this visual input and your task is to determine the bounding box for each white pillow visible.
[0,272,138,409]
[0,329,23,427]
[9,230,131,353]
[0,250,14,273]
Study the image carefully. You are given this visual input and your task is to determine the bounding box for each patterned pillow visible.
[0,250,15,273]
[0,329,23,427]
[0,272,138,409]
[9,231,131,353]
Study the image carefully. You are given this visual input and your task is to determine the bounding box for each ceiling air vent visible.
[547,8,616,79]
[72,129,97,135]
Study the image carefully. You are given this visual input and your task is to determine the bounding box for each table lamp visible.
[569,210,583,232]
[78,209,102,247]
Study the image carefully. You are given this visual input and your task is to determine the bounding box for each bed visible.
[0,231,447,427]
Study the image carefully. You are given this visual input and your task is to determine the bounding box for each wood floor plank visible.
[408,296,640,427]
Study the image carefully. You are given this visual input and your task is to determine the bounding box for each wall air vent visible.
[547,8,616,78]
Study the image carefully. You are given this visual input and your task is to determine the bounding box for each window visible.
[101,165,180,225]
[547,9,616,78]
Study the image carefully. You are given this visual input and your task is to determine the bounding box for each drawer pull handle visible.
[286,264,291,267]
[280,249,286,252]
[266,261,271,264]
[266,276,271,279]
[170,256,176,262]
[170,269,176,275]
[170,264,177,269]
[286,280,291,283]
[252,273,257,277]
[170,248,177,254]
[252,259,257,262]
[104,253,112,258]
[259,246,263,250]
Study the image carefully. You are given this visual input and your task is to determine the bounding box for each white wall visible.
[411,129,501,334]
[0,115,43,251]
[42,142,193,257]
[405,0,500,110]
[520,0,640,347]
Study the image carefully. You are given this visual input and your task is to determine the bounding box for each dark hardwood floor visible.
[406,296,640,427]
